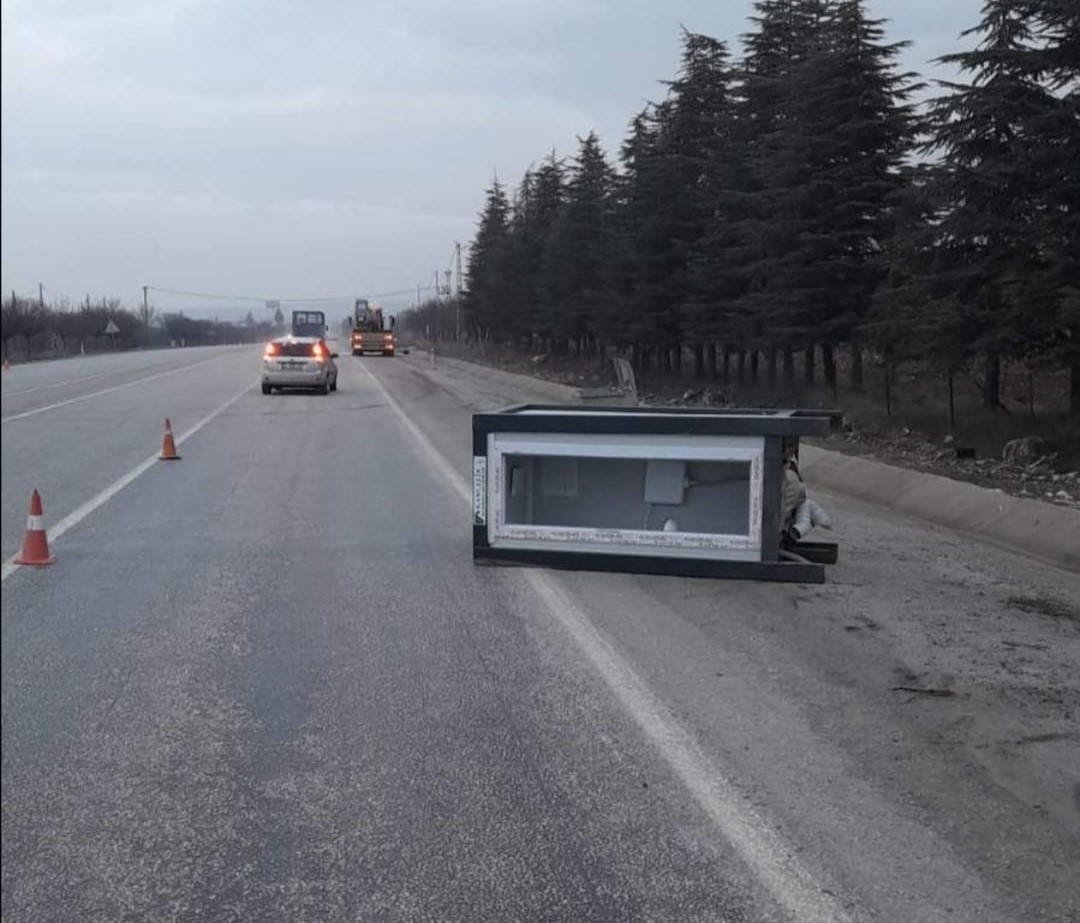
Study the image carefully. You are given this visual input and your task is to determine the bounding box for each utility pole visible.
[445,269,457,342]
[434,270,441,300]
[444,270,452,299]
[142,286,149,326]
[38,283,44,308]
[425,279,437,366]
[454,242,465,343]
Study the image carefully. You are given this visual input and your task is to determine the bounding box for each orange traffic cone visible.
[13,490,55,566]
[159,418,181,460]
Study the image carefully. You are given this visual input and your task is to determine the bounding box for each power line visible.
[367,285,439,300]
[146,285,269,303]
[146,284,439,305]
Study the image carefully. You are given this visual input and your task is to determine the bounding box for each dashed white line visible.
[355,360,852,923]
[1,381,253,582]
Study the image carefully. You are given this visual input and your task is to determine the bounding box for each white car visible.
[261,336,338,394]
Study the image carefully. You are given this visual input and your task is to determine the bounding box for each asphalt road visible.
[2,345,1078,922]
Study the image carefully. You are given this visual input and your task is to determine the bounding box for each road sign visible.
[103,320,120,335]
[265,300,280,311]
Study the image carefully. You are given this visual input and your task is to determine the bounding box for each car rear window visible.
[276,342,317,357]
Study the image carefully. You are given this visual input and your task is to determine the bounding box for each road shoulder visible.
[414,349,1080,571]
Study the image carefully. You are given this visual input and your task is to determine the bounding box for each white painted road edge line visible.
[1,381,253,583]
[1,372,105,399]
[0,351,244,423]
[357,362,852,923]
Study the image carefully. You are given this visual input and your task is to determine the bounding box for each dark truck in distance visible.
[291,310,327,339]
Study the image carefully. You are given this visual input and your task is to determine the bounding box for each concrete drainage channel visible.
[410,349,1080,573]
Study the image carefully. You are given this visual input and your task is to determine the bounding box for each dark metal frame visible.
[473,405,840,584]
[780,536,840,566]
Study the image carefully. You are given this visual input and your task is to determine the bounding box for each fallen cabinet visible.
[472,405,840,583]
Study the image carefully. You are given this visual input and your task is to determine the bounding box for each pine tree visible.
[504,167,536,344]
[789,0,919,393]
[1021,0,1079,84]
[919,0,1077,410]
[617,104,678,368]
[673,32,744,379]
[734,0,918,392]
[617,31,738,374]
[464,178,513,341]
[733,0,830,388]
[510,154,565,349]
[1022,0,1080,413]
[543,132,617,355]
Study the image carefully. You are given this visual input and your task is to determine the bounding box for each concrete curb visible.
[799,446,1080,572]
[412,350,1080,571]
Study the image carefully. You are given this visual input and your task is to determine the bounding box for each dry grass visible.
[430,340,1079,467]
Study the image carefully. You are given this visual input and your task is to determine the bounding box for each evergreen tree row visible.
[462,0,1079,413]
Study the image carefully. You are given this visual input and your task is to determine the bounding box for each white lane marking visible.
[1,372,104,399]
[356,362,851,923]
[1,381,253,582]
[0,351,242,424]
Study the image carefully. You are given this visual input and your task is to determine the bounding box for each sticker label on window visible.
[473,457,487,525]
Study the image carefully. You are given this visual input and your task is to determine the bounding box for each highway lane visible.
[2,354,783,922]
[2,348,1079,921]
[0,346,253,561]
[0,346,251,419]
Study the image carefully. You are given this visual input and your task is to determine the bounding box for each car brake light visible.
[264,343,279,356]
[313,343,325,358]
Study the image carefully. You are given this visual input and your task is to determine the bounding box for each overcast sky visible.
[2,0,982,320]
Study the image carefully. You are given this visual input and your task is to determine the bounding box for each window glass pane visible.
[278,342,316,357]
[502,455,751,536]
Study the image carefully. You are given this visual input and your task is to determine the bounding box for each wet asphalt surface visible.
[2,346,1078,922]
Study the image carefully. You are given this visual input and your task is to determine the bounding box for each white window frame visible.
[486,432,764,561]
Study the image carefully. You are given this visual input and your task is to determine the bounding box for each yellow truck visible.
[351,299,396,356]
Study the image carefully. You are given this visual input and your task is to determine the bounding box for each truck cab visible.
[351,299,396,356]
